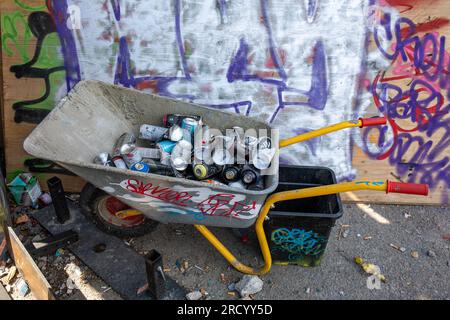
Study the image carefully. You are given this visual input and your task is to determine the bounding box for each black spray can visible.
[247,175,265,191]
[241,165,260,185]
[142,159,176,177]
[163,114,202,128]
[222,165,241,183]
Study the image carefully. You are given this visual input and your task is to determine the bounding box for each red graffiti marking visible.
[197,194,257,219]
[383,0,439,13]
[401,18,450,38]
[123,180,257,219]
[135,79,158,92]
[125,179,192,207]
[383,0,413,13]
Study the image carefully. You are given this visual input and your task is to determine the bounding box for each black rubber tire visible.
[79,183,159,238]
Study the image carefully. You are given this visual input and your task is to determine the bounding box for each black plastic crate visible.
[265,165,343,267]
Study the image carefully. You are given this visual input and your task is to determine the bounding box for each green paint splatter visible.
[13,0,47,12]
[1,12,33,62]
[33,32,65,69]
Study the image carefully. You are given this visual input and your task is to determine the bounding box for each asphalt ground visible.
[132,204,450,300]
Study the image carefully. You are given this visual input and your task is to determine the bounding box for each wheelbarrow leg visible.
[194,180,428,275]
[194,220,272,276]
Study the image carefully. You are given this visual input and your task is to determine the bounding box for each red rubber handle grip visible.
[386,181,429,196]
[359,117,387,127]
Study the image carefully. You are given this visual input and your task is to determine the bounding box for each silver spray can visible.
[93,152,115,167]
[164,124,185,142]
[114,133,136,155]
[251,137,275,170]
[123,149,143,167]
[139,124,168,141]
[170,140,192,171]
[112,155,128,169]
[136,147,161,159]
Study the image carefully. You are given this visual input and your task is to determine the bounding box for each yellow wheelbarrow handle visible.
[195,180,428,275]
[279,117,387,148]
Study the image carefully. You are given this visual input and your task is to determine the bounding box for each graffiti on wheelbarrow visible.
[1,0,449,203]
[107,179,260,221]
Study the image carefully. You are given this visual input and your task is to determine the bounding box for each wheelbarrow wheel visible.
[80,183,158,238]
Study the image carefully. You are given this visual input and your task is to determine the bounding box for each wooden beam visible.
[5,226,55,300]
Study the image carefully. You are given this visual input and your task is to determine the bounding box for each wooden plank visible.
[4,226,55,300]
[0,0,85,192]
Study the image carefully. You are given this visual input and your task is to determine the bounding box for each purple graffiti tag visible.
[225,37,327,124]
[113,36,195,100]
[217,0,228,24]
[110,0,121,21]
[305,0,319,23]
[175,0,191,80]
[50,0,82,92]
[366,14,450,202]
[374,13,450,98]
[270,40,328,123]
[260,0,287,81]
[114,36,133,87]
[207,101,253,116]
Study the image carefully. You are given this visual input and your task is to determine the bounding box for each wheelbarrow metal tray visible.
[24,80,278,228]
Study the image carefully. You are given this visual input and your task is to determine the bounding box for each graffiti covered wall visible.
[1,0,449,204]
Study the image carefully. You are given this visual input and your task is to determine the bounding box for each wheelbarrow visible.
[24,80,429,275]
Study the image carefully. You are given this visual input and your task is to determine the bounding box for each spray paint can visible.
[193,162,222,180]
[251,136,275,170]
[157,140,177,154]
[170,140,192,171]
[241,165,260,185]
[222,165,241,183]
[212,148,233,166]
[163,114,202,127]
[163,124,185,142]
[139,124,168,141]
[194,145,213,165]
[142,159,176,176]
[136,147,160,159]
[123,149,143,167]
[157,140,177,165]
[112,155,128,169]
[130,162,150,173]
[181,117,199,136]
[230,128,247,164]
[252,148,276,170]
[114,133,136,155]
[93,152,115,167]
[199,125,212,145]
[247,175,265,191]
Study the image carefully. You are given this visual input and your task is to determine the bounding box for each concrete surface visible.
[34,202,186,300]
[132,204,450,300]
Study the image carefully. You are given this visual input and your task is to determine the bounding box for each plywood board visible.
[5,226,54,300]
[1,0,449,204]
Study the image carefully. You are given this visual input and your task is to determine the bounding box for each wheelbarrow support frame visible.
[194,117,428,275]
[195,180,428,275]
